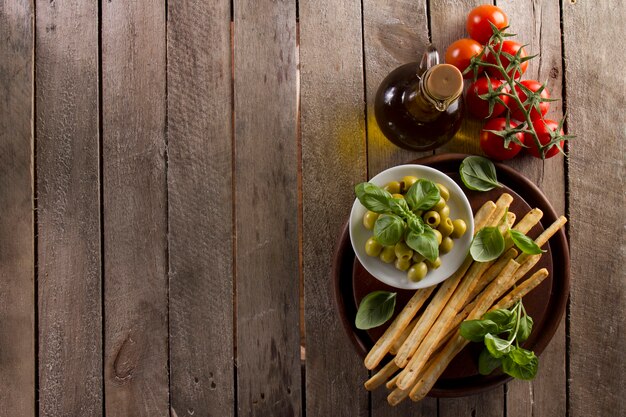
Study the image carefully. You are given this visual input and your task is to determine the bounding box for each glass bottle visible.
[374,46,465,151]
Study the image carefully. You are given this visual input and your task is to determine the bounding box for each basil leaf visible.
[373,214,405,246]
[478,347,502,375]
[484,333,514,358]
[389,197,410,216]
[459,319,500,342]
[405,179,441,211]
[405,227,439,262]
[516,315,533,342]
[509,229,544,255]
[407,214,425,234]
[483,309,516,332]
[459,156,502,191]
[355,291,397,330]
[355,182,393,213]
[502,348,538,380]
[470,227,505,262]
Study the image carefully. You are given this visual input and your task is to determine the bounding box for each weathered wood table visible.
[1,0,624,416]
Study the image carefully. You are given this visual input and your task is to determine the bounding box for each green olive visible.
[395,257,411,271]
[423,211,441,228]
[450,219,468,239]
[363,211,379,230]
[379,246,396,263]
[432,229,443,245]
[438,204,450,220]
[407,262,428,282]
[440,237,454,254]
[402,176,418,192]
[412,252,425,263]
[433,197,446,211]
[394,241,414,261]
[384,181,402,194]
[426,256,442,269]
[365,237,383,257]
[438,217,454,237]
[437,183,450,201]
[392,193,404,199]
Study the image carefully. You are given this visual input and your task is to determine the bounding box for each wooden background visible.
[0,0,624,416]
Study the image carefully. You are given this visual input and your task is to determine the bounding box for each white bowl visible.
[349,164,474,290]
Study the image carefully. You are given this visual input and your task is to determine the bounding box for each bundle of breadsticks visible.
[362,193,567,406]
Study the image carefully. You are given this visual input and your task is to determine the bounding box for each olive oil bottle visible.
[374,46,465,151]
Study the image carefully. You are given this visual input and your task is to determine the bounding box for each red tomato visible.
[524,118,563,159]
[511,80,550,121]
[486,41,528,79]
[467,5,509,44]
[480,118,523,160]
[465,77,510,119]
[445,38,484,78]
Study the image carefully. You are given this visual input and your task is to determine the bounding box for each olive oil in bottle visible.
[374,46,465,151]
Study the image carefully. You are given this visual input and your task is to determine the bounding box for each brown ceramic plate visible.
[332,153,569,397]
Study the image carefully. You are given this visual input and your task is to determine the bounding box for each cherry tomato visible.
[511,80,550,121]
[465,77,510,119]
[485,41,528,79]
[445,38,483,79]
[480,118,523,160]
[524,118,563,159]
[467,5,509,44]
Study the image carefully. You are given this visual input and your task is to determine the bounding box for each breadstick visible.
[364,286,435,370]
[473,200,497,231]
[388,385,411,406]
[492,268,549,311]
[386,372,400,390]
[364,359,399,391]
[512,208,543,234]
[535,215,567,247]
[466,248,518,303]
[390,318,417,355]
[483,193,514,230]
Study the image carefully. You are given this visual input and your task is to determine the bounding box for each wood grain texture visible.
[167,1,234,417]
[35,1,102,416]
[299,0,369,415]
[362,0,436,414]
[233,1,301,416]
[429,1,503,415]
[563,1,626,416]
[101,0,169,416]
[495,1,566,416]
[0,1,34,416]
[363,0,432,176]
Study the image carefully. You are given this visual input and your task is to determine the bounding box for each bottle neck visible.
[420,66,462,111]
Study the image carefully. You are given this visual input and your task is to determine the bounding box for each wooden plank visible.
[0,1,34,416]
[299,0,369,416]
[362,0,437,414]
[101,1,169,416]
[233,1,301,415]
[35,1,102,416]
[167,1,234,417]
[495,1,566,416]
[429,1,504,415]
[562,1,626,416]
[364,0,433,176]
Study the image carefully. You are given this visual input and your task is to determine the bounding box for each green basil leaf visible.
[470,227,505,262]
[483,309,516,333]
[484,333,514,358]
[373,214,405,246]
[459,319,500,342]
[509,229,545,255]
[355,291,397,330]
[389,197,410,216]
[478,347,502,375]
[502,348,538,380]
[407,215,425,234]
[405,227,439,262]
[516,315,533,343]
[405,179,441,211]
[355,182,393,213]
[459,156,502,191]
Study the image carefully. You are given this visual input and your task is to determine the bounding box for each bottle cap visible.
[425,64,463,101]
